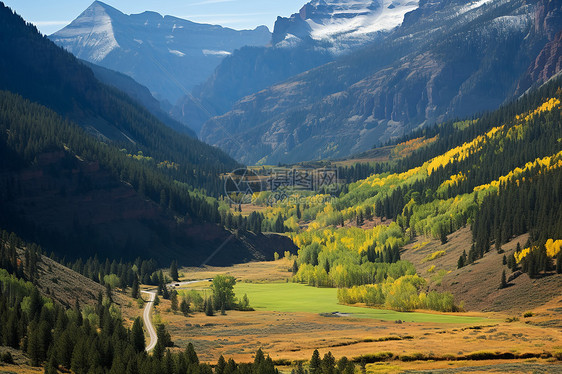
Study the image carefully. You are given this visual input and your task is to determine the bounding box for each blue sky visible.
[3,0,306,35]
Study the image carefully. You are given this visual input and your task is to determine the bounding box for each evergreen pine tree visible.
[105,283,113,303]
[205,297,214,316]
[508,253,516,270]
[440,229,448,245]
[131,317,145,353]
[254,348,265,365]
[74,298,83,326]
[310,349,321,374]
[216,355,226,374]
[170,261,179,282]
[185,342,199,365]
[171,290,178,312]
[500,270,507,289]
[180,298,190,316]
[44,352,58,374]
[131,275,140,299]
[322,352,336,374]
[457,254,465,269]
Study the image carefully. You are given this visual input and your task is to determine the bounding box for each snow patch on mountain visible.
[202,49,232,56]
[462,0,494,13]
[169,49,185,57]
[277,34,303,49]
[306,0,419,42]
[273,0,419,54]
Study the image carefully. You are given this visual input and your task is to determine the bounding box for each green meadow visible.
[234,282,488,324]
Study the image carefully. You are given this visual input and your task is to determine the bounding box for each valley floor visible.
[142,258,562,372]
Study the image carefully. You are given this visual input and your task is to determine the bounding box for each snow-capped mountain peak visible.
[54,1,121,62]
[273,0,420,52]
[50,1,271,104]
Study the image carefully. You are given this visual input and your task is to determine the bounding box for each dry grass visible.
[157,301,562,364]
[179,258,294,284]
[365,359,562,373]
[402,229,562,313]
[156,260,562,366]
[0,347,45,373]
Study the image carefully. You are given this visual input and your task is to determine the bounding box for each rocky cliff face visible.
[517,31,562,94]
[200,0,561,165]
[171,0,417,134]
[534,0,562,39]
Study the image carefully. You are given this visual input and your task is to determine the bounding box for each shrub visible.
[352,352,393,363]
[463,351,515,360]
[399,353,426,362]
[422,250,446,263]
[1,351,14,364]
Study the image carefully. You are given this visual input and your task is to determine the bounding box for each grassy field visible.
[158,260,562,365]
[234,282,488,324]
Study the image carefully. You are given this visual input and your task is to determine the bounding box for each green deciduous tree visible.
[211,275,236,310]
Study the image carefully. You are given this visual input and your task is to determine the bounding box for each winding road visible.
[140,279,211,352]
[140,290,157,351]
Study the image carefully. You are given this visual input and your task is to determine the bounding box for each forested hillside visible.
[0,90,299,264]
[234,78,562,311]
[0,3,238,197]
[0,3,300,265]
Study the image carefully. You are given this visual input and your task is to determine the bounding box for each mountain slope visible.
[269,75,562,314]
[516,30,562,94]
[50,1,271,105]
[0,80,297,265]
[0,3,298,265]
[201,0,561,165]
[0,2,237,196]
[174,0,417,133]
[173,44,334,133]
[83,60,196,137]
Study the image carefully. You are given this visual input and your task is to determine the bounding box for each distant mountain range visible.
[200,0,562,164]
[174,0,417,133]
[50,1,271,107]
[48,0,562,165]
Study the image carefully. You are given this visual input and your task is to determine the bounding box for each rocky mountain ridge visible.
[200,0,561,165]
